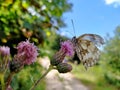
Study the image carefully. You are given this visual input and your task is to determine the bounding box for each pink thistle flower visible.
[16,39,38,65]
[0,46,10,56]
[51,40,74,73]
[60,40,74,56]
[51,40,74,66]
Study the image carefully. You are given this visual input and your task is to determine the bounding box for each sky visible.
[59,0,120,39]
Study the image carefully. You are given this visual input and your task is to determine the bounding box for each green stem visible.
[30,65,54,90]
[0,74,5,90]
[6,72,14,89]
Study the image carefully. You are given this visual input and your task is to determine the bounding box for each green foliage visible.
[11,62,46,90]
[0,0,72,55]
[72,64,118,90]
[102,26,120,87]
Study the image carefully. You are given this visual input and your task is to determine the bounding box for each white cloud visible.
[104,0,120,8]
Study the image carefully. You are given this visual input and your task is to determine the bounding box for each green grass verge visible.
[71,64,118,90]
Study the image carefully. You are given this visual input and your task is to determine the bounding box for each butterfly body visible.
[72,34,104,69]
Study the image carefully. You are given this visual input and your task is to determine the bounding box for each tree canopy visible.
[0,0,72,55]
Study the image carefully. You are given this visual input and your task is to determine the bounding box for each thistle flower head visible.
[60,40,74,56]
[57,63,72,73]
[16,39,38,65]
[9,58,23,73]
[51,40,74,66]
[51,50,66,66]
[0,46,10,56]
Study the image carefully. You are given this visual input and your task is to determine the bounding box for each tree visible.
[0,0,72,55]
[102,26,120,87]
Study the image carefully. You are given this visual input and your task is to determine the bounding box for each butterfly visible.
[71,34,104,70]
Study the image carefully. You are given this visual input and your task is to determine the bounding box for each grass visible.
[71,63,118,90]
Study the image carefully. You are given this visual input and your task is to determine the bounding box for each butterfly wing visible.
[80,34,104,46]
[74,34,104,69]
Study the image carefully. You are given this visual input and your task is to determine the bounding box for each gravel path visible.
[39,57,89,90]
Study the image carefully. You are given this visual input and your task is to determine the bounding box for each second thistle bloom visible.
[16,39,38,65]
[51,40,74,66]
[0,46,10,72]
[0,46,10,57]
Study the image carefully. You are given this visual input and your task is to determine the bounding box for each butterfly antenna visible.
[71,19,76,36]
[65,30,74,37]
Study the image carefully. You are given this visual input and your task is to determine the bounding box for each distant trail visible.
[39,57,89,90]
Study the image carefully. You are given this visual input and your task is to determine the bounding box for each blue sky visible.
[59,0,120,39]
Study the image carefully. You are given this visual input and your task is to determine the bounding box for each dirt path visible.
[39,57,89,90]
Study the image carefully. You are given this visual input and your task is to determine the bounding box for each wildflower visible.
[51,40,74,66]
[0,46,10,57]
[16,39,38,65]
[60,40,74,56]
[0,46,10,73]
